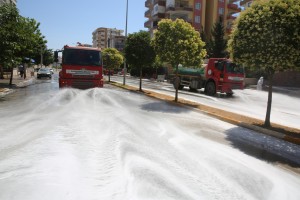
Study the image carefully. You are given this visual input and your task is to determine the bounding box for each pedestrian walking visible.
[19,64,24,78]
[257,77,264,90]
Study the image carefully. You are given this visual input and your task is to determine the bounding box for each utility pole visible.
[123,0,128,85]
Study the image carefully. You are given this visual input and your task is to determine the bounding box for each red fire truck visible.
[172,58,245,96]
[56,45,103,89]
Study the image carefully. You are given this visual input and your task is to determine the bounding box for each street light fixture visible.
[123,0,128,85]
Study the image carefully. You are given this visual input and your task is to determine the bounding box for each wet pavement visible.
[0,83,300,200]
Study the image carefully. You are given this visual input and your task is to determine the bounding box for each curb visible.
[0,77,36,97]
[0,88,14,97]
[15,77,36,88]
[109,81,300,146]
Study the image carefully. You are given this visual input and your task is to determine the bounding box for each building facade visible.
[240,0,253,9]
[226,0,242,34]
[144,0,241,37]
[0,0,17,5]
[92,28,125,51]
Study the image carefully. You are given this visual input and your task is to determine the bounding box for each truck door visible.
[214,60,225,83]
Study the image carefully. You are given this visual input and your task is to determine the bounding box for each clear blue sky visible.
[18,0,147,51]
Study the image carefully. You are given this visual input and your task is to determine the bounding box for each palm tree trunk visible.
[264,73,273,127]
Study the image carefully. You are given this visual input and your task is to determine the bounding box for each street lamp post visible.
[123,0,128,85]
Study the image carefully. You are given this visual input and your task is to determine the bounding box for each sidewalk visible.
[247,85,300,98]
[110,81,300,145]
[0,69,35,96]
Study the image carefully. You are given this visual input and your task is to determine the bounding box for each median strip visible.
[110,81,300,145]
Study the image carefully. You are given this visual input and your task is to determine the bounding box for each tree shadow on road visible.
[225,126,300,168]
[140,101,190,114]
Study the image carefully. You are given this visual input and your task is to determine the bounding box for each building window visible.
[219,8,224,15]
[195,16,201,24]
[195,3,201,10]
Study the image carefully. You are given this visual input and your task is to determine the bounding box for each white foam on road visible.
[111,76,300,129]
[0,88,300,200]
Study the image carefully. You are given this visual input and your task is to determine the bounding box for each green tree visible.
[32,48,54,67]
[0,4,46,83]
[0,4,21,81]
[125,30,155,91]
[209,16,227,58]
[151,19,206,102]
[20,18,47,78]
[103,48,123,82]
[228,0,300,127]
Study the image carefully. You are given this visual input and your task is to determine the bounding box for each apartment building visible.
[92,27,125,51]
[0,0,17,5]
[226,0,242,34]
[144,0,241,37]
[240,0,253,9]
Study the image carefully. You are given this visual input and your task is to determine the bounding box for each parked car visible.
[49,68,54,74]
[37,68,52,79]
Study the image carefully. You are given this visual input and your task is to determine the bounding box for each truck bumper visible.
[59,78,103,89]
[220,82,243,93]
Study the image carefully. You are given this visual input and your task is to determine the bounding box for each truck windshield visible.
[63,49,101,66]
[225,62,244,74]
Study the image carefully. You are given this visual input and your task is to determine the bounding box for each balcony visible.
[167,12,192,24]
[166,3,193,13]
[153,21,159,29]
[154,0,166,6]
[227,3,241,12]
[240,0,252,5]
[145,9,151,18]
[227,14,237,20]
[144,20,151,28]
[152,12,166,20]
[145,0,151,8]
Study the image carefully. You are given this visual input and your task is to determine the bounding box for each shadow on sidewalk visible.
[0,71,34,88]
[225,126,300,168]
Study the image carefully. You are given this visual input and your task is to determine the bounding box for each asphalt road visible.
[0,76,300,199]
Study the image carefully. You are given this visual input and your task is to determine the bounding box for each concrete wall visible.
[244,78,257,86]
[273,71,300,87]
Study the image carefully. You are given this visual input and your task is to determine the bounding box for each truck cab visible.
[58,45,103,89]
[205,58,244,96]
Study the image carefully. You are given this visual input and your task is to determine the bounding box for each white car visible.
[37,68,52,79]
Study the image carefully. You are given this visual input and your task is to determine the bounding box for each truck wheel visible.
[189,86,197,92]
[178,85,184,90]
[172,78,184,90]
[205,81,216,96]
[173,83,184,90]
[226,92,233,97]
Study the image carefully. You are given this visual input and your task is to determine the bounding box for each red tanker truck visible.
[55,45,103,89]
[171,58,245,96]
